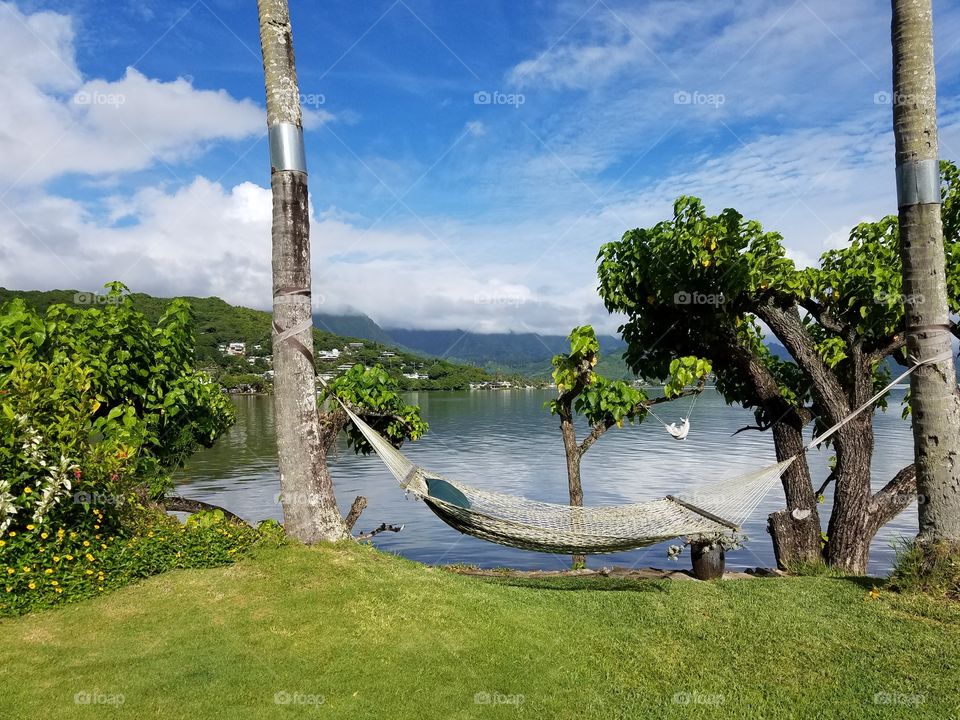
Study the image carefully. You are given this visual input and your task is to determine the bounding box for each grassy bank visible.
[1,543,958,719]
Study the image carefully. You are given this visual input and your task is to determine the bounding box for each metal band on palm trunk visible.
[895,158,940,207]
[268,122,307,173]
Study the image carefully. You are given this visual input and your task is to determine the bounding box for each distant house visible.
[379,351,396,358]
[317,348,341,360]
[253,344,262,351]
[336,364,354,372]
[225,342,246,356]
[403,372,429,380]
[344,342,364,351]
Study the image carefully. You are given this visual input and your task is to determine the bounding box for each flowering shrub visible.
[0,284,234,537]
[0,510,284,616]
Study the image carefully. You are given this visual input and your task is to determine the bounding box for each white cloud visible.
[0,2,266,186]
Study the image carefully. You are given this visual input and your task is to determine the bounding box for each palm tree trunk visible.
[891,0,960,544]
[257,0,347,542]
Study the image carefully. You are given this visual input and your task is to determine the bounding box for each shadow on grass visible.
[472,575,672,593]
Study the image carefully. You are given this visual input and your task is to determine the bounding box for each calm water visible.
[174,389,918,575]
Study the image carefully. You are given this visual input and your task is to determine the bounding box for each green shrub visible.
[0,510,284,616]
[0,283,235,538]
[890,540,960,600]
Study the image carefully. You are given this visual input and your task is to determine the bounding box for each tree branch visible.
[355,523,404,541]
[867,333,906,366]
[344,496,367,531]
[163,496,251,527]
[868,463,917,532]
[800,298,848,336]
[577,378,708,456]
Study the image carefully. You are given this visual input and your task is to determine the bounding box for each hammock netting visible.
[340,404,793,554]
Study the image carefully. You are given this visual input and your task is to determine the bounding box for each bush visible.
[890,540,960,600]
[0,509,284,616]
[0,284,234,537]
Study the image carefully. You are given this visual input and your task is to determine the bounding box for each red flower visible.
[73,469,81,480]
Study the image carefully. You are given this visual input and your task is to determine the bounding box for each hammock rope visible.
[315,351,950,555]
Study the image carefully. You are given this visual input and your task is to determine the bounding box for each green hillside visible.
[0,288,519,392]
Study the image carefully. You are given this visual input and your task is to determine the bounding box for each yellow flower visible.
[85,569,93,575]
[100,544,107,550]
[85,553,94,562]
[8,532,15,537]
[82,540,90,547]
[23,487,32,495]
[55,587,63,594]
[94,525,100,530]
[97,586,103,592]
[40,532,48,539]
[5,568,12,575]
[28,582,36,590]
[0,540,4,547]
[44,569,53,575]
[4,586,10,593]
[50,580,58,586]
[65,555,73,561]
[21,566,29,572]
[26,524,34,530]
[57,528,65,538]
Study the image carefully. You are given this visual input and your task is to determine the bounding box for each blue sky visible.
[3,0,960,334]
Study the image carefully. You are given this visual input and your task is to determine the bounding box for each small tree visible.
[548,326,710,567]
[597,173,960,573]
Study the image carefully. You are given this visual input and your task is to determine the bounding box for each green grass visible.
[1,543,959,719]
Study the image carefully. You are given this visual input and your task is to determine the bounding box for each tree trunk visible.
[767,417,822,568]
[891,0,960,544]
[824,419,876,573]
[257,0,347,543]
[560,416,585,568]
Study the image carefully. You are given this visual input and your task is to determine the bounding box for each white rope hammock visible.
[325,352,949,555]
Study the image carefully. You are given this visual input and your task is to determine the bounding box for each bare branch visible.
[163,496,250,527]
[355,523,404,541]
[868,463,917,531]
[344,496,368,531]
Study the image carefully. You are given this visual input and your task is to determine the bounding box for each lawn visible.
[1,542,958,719]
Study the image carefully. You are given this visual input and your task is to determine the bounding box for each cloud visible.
[0,2,265,186]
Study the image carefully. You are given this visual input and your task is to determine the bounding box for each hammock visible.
[337,399,791,553]
[324,352,949,555]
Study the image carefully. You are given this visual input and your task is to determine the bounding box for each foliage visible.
[547,325,711,429]
[597,162,960,430]
[0,508,284,617]
[890,540,960,600]
[320,364,428,454]
[0,287,500,391]
[667,532,748,559]
[0,285,235,544]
